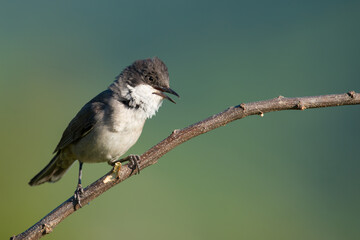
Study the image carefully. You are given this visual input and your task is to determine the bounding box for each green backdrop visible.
[1,1,359,239]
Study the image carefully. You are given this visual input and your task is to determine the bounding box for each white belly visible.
[72,108,146,163]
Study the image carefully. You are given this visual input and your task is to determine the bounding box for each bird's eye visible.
[147,75,154,82]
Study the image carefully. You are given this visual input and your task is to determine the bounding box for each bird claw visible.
[110,154,141,176]
[128,154,141,175]
[74,184,84,208]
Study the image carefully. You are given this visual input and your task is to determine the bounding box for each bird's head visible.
[121,57,179,103]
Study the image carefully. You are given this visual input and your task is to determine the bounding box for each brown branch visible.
[11,91,360,240]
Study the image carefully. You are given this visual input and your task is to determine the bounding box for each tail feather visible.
[29,153,74,186]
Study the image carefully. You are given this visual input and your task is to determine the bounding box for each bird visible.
[28,57,179,207]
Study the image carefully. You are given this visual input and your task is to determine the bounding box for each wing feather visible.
[53,100,105,153]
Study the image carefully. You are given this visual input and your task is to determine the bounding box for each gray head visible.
[111,57,179,103]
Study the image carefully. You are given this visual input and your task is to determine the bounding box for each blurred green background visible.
[1,0,360,239]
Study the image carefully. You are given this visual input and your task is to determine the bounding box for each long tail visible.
[29,153,75,186]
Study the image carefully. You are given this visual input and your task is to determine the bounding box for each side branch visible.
[12,91,360,240]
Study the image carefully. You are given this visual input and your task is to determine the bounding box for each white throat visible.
[122,84,163,119]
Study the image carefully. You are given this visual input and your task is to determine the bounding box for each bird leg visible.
[73,162,84,209]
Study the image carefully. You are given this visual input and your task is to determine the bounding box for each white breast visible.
[71,83,164,163]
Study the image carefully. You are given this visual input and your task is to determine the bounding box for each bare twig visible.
[11,92,360,240]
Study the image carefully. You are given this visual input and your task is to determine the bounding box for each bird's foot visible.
[74,184,84,209]
[110,154,141,175]
[127,154,141,175]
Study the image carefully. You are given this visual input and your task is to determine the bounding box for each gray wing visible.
[53,99,105,153]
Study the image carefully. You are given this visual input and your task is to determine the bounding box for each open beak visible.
[153,87,180,104]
